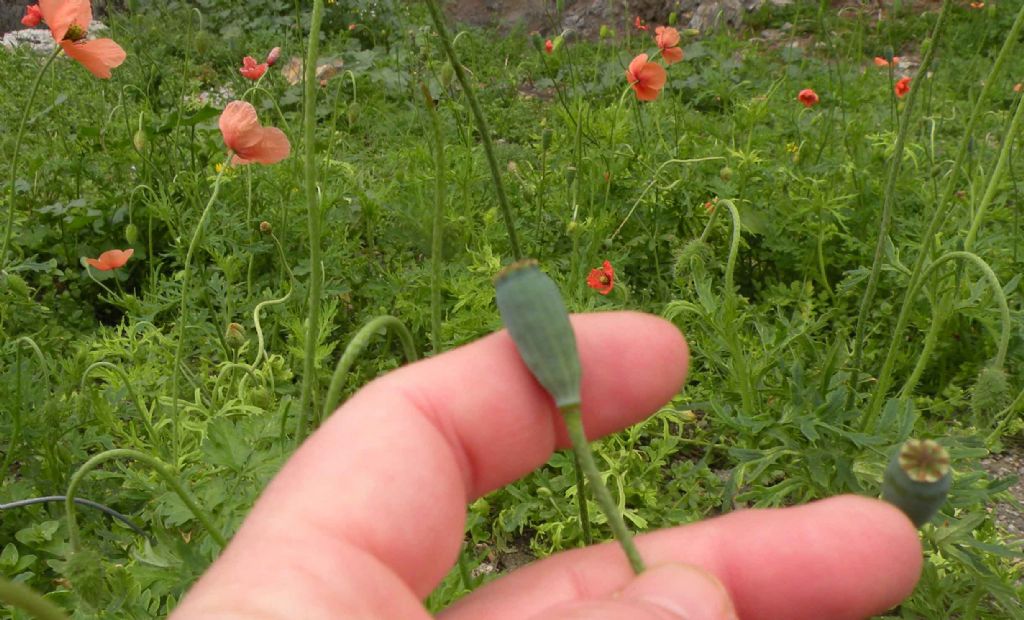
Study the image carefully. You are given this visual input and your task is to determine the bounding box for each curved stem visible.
[170,158,230,465]
[560,405,644,574]
[2,48,61,269]
[861,0,1024,416]
[0,495,149,540]
[252,231,295,368]
[81,361,161,453]
[65,448,227,554]
[850,0,952,413]
[321,315,418,422]
[866,251,1011,429]
[423,0,521,260]
[296,0,327,447]
[0,575,69,620]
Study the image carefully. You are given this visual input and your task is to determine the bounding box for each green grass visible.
[1,0,1023,617]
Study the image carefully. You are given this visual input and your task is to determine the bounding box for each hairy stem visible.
[0,576,69,620]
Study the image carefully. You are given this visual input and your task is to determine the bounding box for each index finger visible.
[173,312,688,618]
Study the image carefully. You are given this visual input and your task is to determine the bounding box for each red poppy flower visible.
[634,16,648,31]
[239,56,267,80]
[219,100,291,166]
[798,88,819,108]
[22,4,43,27]
[544,39,553,54]
[85,248,133,271]
[626,54,667,102]
[655,26,684,65]
[37,0,126,79]
[266,47,281,67]
[895,76,911,98]
[587,260,615,295]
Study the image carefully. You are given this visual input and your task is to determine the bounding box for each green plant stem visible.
[964,90,1024,252]
[2,48,61,269]
[560,404,644,574]
[848,0,951,414]
[0,575,69,620]
[572,450,592,545]
[81,361,161,452]
[868,251,1010,423]
[296,0,328,447]
[252,231,295,369]
[65,448,227,554]
[423,84,446,355]
[321,315,418,422]
[170,157,230,465]
[423,0,522,260]
[1,495,149,540]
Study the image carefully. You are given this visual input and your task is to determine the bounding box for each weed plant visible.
[1,0,1023,617]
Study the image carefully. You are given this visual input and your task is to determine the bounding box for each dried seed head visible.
[881,438,952,527]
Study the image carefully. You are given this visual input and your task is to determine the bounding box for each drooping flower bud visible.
[881,438,951,527]
[494,260,581,409]
[225,322,246,350]
[266,47,281,67]
[124,223,139,245]
[259,221,272,234]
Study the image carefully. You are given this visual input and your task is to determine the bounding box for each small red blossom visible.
[586,260,615,295]
[704,198,718,213]
[1014,83,1022,93]
[797,88,819,108]
[634,16,648,31]
[970,2,984,8]
[85,248,133,271]
[266,47,281,67]
[626,53,667,102]
[873,56,900,67]
[655,26,684,65]
[21,4,43,27]
[239,56,267,80]
[544,39,553,54]
[348,23,357,31]
[895,76,911,98]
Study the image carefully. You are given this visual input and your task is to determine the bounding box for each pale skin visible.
[171,312,923,619]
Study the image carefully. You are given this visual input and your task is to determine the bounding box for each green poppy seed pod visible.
[719,166,733,181]
[668,12,678,26]
[541,127,553,151]
[881,439,951,528]
[494,260,581,409]
[440,61,454,89]
[125,222,139,245]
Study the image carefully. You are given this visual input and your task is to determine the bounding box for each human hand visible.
[171,312,922,620]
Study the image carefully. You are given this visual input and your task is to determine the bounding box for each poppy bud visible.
[125,223,139,245]
[683,29,700,37]
[719,166,733,181]
[440,62,455,89]
[266,47,281,67]
[541,127,553,151]
[494,260,581,409]
[347,102,360,127]
[133,128,146,151]
[881,439,951,528]
[259,221,272,234]
[225,322,246,350]
[599,25,613,40]
[970,366,1009,417]
[668,12,678,25]
[565,165,576,187]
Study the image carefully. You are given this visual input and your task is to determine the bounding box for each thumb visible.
[528,563,737,620]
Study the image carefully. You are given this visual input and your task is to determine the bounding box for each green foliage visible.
[2,0,1024,617]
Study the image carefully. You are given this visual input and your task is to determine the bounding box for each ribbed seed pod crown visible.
[881,438,951,528]
[495,259,582,409]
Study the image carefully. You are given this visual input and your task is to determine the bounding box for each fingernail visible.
[625,564,738,620]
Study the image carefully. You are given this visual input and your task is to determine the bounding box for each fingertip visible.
[621,563,737,620]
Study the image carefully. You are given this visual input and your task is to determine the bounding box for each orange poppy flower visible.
[85,248,133,271]
[1015,83,1023,93]
[873,56,900,67]
[634,16,648,31]
[544,39,553,54]
[655,26,684,65]
[37,0,126,79]
[895,76,911,98]
[798,88,819,108]
[970,1,984,8]
[587,260,615,295]
[219,101,291,166]
[626,54,667,102]
[22,4,43,26]
[239,56,267,80]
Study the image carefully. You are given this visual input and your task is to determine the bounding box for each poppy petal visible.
[219,101,263,153]
[248,127,291,165]
[39,0,84,42]
[662,46,684,65]
[61,38,126,79]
